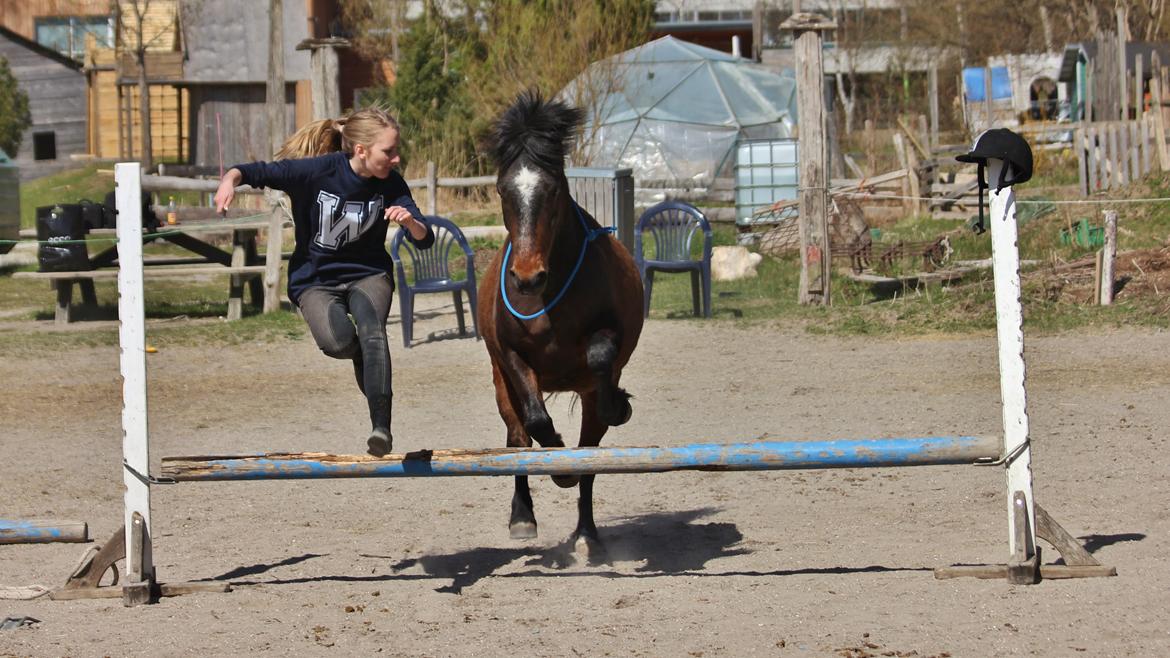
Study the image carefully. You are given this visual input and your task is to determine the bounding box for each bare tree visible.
[828,0,866,135]
[466,0,654,164]
[908,0,1170,61]
[114,0,178,170]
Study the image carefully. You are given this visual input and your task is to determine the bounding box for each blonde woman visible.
[214,107,433,457]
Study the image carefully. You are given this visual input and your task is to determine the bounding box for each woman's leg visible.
[297,284,359,361]
[347,273,395,455]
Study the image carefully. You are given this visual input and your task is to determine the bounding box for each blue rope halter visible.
[500,201,615,320]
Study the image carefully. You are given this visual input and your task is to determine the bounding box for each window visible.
[35,16,114,61]
[33,132,57,161]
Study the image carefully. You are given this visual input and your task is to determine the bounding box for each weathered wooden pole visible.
[266,0,286,157]
[1118,6,1129,120]
[0,519,89,545]
[1100,210,1118,305]
[264,0,287,314]
[782,12,837,305]
[296,38,349,121]
[115,162,154,605]
[984,156,1038,580]
[984,66,994,130]
[864,119,876,174]
[1151,51,1169,171]
[160,436,1001,482]
[426,161,438,215]
[1135,54,1144,122]
[928,63,939,149]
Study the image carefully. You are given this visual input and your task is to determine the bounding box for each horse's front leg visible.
[491,360,540,539]
[498,348,562,448]
[497,348,580,492]
[572,390,609,562]
[588,329,632,427]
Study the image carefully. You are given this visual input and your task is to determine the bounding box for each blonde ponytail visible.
[274,119,343,159]
[273,106,401,160]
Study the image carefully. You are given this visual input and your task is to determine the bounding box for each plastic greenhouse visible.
[564,36,798,184]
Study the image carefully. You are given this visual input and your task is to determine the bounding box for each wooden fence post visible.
[1129,120,1140,181]
[783,12,837,306]
[1118,7,1129,120]
[426,161,438,216]
[262,0,295,322]
[892,132,912,215]
[928,63,939,149]
[266,0,287,159]
[1089,125,1100,190]
[906,139,922,215]
[1135,54,1144,122]
[1107,122,1121,187]
[1076,127,1087,195]
[1142,114,1152,175]
[864,119,876,175]
[984,66,994,130]
[1100,210,1117,305]
[263,193,284,313]
[1152,51,1170,171]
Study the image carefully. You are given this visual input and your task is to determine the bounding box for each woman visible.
[214,107,433,457]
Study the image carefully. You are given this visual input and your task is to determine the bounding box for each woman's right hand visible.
[214,168,243,215]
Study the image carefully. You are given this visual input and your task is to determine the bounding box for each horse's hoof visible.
[533,433,564,449]
[573,534,608,563]
[615,399,633,425]
[509,521,537,540]
[600,391,633,427]
[551,474,579,488]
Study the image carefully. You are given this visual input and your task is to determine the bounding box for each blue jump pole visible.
[160,436,1001,482]
[0,519,90,545]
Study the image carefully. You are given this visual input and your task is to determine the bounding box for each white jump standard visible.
[73,148,1112,605]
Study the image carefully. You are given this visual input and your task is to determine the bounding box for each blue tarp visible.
[963,67,1012,102]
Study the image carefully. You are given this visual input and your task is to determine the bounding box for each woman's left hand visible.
[384,205,414,226]
[386,206,428,240]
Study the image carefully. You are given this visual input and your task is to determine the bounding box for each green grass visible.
[19,163,117,229]
[644,188,1170,336]
[6,161,1170,355]
[451,209,502,226]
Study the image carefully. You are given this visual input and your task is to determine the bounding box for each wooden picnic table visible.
[15,216,280,324]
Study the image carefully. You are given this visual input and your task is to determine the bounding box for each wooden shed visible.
[177,1,312,168]
[0,25,87,179]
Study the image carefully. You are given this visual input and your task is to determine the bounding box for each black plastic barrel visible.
[36,205,90,272]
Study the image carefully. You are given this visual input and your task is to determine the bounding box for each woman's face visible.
[355,126,401,179]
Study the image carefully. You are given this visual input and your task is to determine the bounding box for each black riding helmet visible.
[956,128,1033,234]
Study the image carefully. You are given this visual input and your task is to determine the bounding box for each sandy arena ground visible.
[2,298,1169,657]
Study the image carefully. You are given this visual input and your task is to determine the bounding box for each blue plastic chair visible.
[390,215,479,348]
[634,201,712,318]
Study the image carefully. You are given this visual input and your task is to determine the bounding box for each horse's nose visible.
[509,268,547,295]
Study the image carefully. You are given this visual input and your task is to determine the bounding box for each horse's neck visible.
[556,198,586,245]
[547,198,588,277]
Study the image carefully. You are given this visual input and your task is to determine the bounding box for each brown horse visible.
[478,90,644,556]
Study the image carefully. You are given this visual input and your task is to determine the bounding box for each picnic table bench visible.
[15,217,276,324]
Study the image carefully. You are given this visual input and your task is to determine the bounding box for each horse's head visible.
[488,90,585,296]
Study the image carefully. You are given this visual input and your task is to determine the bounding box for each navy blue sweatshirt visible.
[234,152,434,304]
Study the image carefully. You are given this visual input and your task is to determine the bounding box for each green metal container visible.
[1059,219,1104,248]
[0,149,19,255]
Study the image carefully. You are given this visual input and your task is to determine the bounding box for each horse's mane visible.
[488,89,584,175]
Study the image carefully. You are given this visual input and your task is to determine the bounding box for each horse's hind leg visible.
[588,329,632,427]
[572,390,608,562]
[492,360,539,539]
